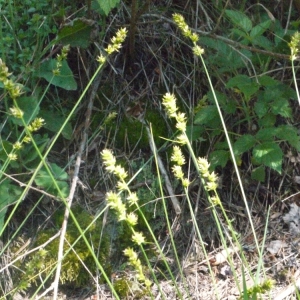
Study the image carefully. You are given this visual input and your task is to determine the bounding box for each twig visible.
[0,230,60,275]
[144,123,181,215]
[51,74,102,299]
[143,14,297,62]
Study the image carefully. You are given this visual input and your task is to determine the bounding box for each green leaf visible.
[35,163,69,198]
[271,98,292,118]
[186,125,205,142]
[255,128,275,141]
[95,0,120,16]
[209,150,230,169]
[257,75,279,87]
[275,125,300,151]
[10,96,39,126]
[40,110,73,140]
[252,35,273,50]
[225,9,252,32]
[252,142,282,173]
[257,114,276,127]
[233,134,256,155]
[0,180,22,232]
[250,20,272,38]
[0,141,13,162]
[251,166,265,182]
[231,28,249,39]
[207,90,236,114]
[20,134,49,165]
[194,106,220,127]
[226,75,259,100]
[36,59,77,91]
[254,97,269,118]
[57,18,94,48]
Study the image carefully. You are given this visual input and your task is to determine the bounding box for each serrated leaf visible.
[252,35,273,50]
[57,18,94,48]
[254,98,269,118]
[257,75,279,87]
[233,134,256,155]
[250,19,272,38]
[226,75,259,100]
[95,0,120,16]
[255,128,275,141]
[275,125,300,151]
[225,9,252,32]
[209,150,230,169]
[252,142,282,173]
[232,28,249,39]
[36,59,77,91]
[271,98,292,118]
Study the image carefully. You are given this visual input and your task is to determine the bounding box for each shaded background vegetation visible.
[1,0,300,298]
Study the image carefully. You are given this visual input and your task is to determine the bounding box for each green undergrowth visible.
[14,206,111,291]
[109,109,169,150]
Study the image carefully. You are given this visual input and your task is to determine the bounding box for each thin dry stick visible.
[0,230,61,274]
[51,74,102,299]
[144,123,181,215]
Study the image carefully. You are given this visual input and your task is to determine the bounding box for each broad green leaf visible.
[207,90,236,114]
[20,134,49,165]
[0,180,22,233]
[10,96,39,126]
[186,125,205,142]
[254,98,269,118]
[40,110,73,140]
[257,114,276,127]
[271,98,292,118]
[36,59,77,91]
[225,9,252,32]
[257,75,278,87]
[275,125,300,151]
[252,142,282,173]
[251,166,265,182]
[194,105,220,127]
[57,18,94,48]
[232,28,249,39]
[209,150,230,169]
[252,35,273,50]
[255,128,275,141]
[233,134,256,155]
[35,163,69,198]
[226,75,259,100]
[95,0,120,16]
[250,20,272,38]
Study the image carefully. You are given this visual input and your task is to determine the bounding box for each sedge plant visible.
[171,13,274,298]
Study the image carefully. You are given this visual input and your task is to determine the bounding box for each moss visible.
[17,205,111,289]
[113,276,149,299]
[111,107,169,150]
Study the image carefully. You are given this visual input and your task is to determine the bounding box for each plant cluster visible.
[2,1,300,299]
